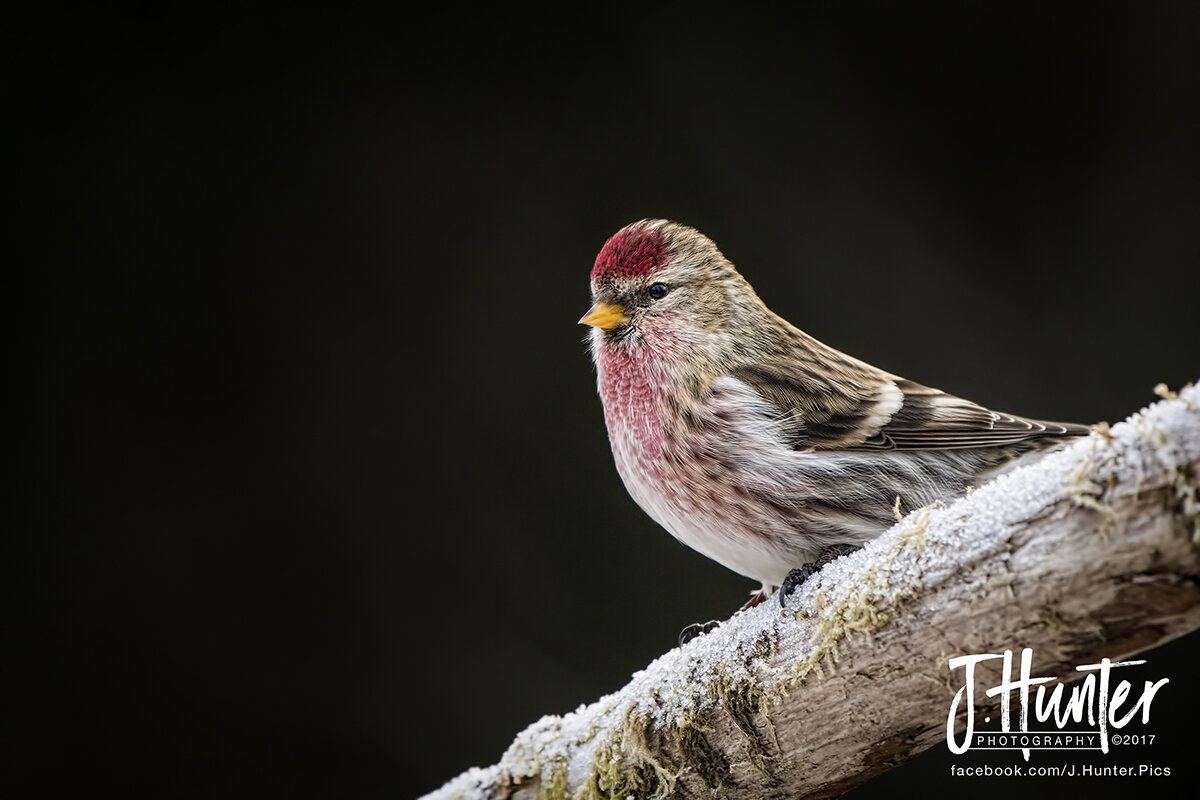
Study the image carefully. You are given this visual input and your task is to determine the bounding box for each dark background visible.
[12,3,1200,798]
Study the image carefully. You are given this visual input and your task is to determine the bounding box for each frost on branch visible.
[426,384,1200,800]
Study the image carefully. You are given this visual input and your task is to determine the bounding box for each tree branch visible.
[426,384,1200,800]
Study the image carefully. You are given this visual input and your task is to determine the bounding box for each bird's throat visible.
[595,343,674,456]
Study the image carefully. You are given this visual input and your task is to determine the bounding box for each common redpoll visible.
[580,219,1090,613]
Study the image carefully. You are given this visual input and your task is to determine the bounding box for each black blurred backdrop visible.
[11,3,1200,798]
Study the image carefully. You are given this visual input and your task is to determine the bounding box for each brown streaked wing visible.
[729,364,1089,451]
[875,380,1090,450]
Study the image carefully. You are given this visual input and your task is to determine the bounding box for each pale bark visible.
[426,386,1200,800]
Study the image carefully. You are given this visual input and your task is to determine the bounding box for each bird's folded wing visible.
[727,361,1089,451]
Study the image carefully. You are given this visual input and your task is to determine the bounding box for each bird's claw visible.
[779,566,816,607]
[678,620,720,646]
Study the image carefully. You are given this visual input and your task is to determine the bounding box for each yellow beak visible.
[578,302,629,330]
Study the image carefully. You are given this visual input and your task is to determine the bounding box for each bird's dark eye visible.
[648,282,669,300]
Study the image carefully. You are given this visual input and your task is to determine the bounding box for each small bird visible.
[580,219,1090,620]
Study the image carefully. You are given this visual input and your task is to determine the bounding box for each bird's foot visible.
[779,544,861,607]
[678,620,720,647]
[779,565,817,606]
[680,586,774,646]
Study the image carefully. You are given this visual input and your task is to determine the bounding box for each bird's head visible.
[580,220,769,365]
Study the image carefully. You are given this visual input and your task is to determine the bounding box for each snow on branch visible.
[426,384,1200,800]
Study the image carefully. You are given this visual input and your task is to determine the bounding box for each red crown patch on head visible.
[591,224,668,282]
